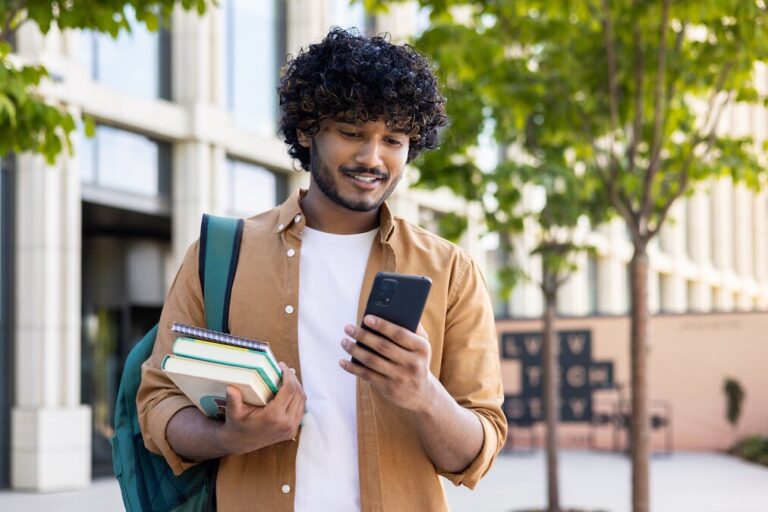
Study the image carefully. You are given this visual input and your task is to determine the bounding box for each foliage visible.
[0,0,213,164]
[723,377,746,427]
[371,0,768,251]
[730,436,768,467]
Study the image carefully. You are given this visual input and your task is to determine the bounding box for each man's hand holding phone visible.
[339,315,439,414]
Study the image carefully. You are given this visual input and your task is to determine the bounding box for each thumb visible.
[225,385,244,419]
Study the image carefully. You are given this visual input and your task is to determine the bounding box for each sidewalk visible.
[1,450,767,511]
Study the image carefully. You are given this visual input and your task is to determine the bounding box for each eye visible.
[340,129,361,138]
[385,137,404,147]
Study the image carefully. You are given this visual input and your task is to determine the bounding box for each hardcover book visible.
[162,354,275,420]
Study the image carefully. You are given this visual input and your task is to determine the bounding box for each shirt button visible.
[281,484,291,494]
[285,305,294,314]
[294,214,302,224]
[287,248,296,258]
[278,223,285,231]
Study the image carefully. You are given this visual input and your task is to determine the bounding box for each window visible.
[226,159,287,217]
[225,0,285,135]
[80,126,171,198]
[79,8,171,99]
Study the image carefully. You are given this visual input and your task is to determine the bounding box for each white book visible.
[162,354,274,420]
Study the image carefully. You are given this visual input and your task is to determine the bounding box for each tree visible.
[0,0,212,164]
[368,2,768,511]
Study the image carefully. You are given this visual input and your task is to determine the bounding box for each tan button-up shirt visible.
[137,190,507,511]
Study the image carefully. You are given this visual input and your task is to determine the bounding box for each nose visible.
[354,138,384,169]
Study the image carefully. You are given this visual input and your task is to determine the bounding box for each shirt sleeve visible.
[136,240,208,476]
[436,254,508,489]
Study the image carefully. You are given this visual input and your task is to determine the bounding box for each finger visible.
[343,324,403,363]
[362,315,422,351]
[416,322,428,339]
[272,362,299,409]
[225,385,244,420]
[286,389,306,424]
[341,337,397,375]
[339,356,387,383]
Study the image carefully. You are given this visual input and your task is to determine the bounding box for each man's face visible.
[302,119,410,212]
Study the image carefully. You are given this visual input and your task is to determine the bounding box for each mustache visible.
[339,165,388,179]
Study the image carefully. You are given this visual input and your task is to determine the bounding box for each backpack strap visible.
[199,214,245,333]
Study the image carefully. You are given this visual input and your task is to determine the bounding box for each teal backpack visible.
[112,214,245,512]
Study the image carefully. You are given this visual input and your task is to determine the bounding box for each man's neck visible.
[300,185,380,234]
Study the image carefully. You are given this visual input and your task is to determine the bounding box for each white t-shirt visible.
[294,226,378,512]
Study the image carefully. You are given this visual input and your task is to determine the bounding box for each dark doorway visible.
[81,201,171,477]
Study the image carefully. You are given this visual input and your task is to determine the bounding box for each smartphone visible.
[352,272,432,365]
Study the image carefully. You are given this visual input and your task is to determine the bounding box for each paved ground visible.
[1,450,767,511]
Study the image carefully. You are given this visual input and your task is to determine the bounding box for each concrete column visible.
[12,151,90,491]
[557,250,589,316]
[660,273,687,313]
[170,5,220,266]
[286,0,328,57]
[688,282,712,312]
[711,177,734,271]
[11,23,90,492]
[597,254,628,314]
[172,143,215,265]
[172,6,213,105]
[713,287,736,312]
[733,184,753,277]
[754,191,768,283]
[687,190,711,264]
[376,2,418,41]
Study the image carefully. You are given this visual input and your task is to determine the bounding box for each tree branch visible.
[641,0,671,224]
[647,90,733,239]
[1,1,27,44]
[600,0,621,181]
[627,0,644,176]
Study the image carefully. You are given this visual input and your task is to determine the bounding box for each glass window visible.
[80,126,171,198]
[227,158,287,217]
[79,8,171,99]
[226,0,284,135]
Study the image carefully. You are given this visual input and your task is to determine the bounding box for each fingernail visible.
[344,325,354,335]
[364,315,376,326]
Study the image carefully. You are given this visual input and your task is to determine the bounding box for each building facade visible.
[2,0,767,493]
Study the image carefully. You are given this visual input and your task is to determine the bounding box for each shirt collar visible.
[274,188,396,243]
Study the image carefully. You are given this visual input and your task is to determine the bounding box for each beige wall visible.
[497,312,768,452]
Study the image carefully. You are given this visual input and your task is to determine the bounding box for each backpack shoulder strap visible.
[198,214,244,333]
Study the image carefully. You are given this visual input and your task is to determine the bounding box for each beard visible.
[309,139,402,212]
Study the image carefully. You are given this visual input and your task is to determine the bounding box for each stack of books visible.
[162,322,282,420]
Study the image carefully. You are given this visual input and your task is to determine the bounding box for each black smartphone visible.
[352,272,432,365]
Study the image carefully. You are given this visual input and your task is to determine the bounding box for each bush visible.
[730,436,768,467]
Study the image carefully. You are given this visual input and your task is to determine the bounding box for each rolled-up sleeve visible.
[136,241,207,476]
[437,255,507,489]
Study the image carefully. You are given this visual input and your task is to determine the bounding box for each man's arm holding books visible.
[165,363,306,461]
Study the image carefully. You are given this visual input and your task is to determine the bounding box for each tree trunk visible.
[542,283,561,512]
[629,249,650,512]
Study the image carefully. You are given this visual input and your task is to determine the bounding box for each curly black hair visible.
[278,27,448,171]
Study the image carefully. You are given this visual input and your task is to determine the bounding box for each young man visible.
[137,28,506,511]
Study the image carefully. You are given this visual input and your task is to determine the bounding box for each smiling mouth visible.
[348,175,381,183]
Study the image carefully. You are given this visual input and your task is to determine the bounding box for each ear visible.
[297,129,311,148]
